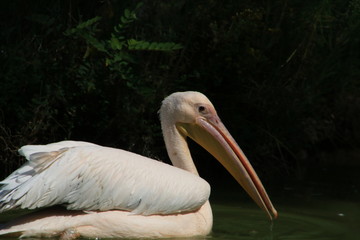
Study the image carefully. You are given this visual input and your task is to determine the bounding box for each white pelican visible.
[0,91,277,239]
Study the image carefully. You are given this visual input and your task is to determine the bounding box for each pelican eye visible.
[198,105,206,113]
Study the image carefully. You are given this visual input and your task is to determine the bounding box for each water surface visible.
[211,199,359,240]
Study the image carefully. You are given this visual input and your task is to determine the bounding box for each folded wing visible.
[0,141,210,215]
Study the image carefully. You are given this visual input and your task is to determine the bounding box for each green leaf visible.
[64,16,102,36]
[124,9,132,19]
[110,34,124,50]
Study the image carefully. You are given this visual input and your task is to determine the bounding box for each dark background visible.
[0,0,359,200]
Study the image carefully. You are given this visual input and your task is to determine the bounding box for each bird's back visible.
[0,141,211,215]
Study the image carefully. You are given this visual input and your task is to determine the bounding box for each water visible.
[211,200,359,240]
[207,157,360,240]
[208,172,359,240]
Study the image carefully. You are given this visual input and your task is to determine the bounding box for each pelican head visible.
[159,91,278,220]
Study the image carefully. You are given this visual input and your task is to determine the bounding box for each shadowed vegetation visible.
[0,0,359,186]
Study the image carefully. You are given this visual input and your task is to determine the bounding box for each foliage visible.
[0,0,359,181]
[0,0,182,178]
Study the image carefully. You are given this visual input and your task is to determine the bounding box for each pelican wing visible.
[0,141,210,215]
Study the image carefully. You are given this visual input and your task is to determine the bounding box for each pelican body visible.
[0,91,277,239]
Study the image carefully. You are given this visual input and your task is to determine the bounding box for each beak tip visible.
[274,210,278,219]
[271,209,278,220]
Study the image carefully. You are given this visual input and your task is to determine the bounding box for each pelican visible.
[0,91,277,239]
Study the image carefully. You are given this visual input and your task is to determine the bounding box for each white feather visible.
[18,141,97,160]
[0,141,210,215]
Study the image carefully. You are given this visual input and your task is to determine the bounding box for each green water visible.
[208,172,359,239]
[207,158,360,240]
[210,177,359,239]
[211,199,359,240]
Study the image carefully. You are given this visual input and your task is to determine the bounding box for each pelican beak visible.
[176,113,278,220]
